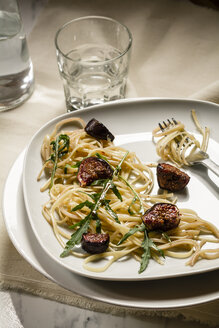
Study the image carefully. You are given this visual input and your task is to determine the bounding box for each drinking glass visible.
[0,0,34,111]
[55,16,132,112]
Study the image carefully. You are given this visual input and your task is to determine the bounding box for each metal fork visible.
[159,118,178,132]
[159,118,219,177]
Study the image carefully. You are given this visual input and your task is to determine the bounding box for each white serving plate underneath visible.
[3,150,219,309]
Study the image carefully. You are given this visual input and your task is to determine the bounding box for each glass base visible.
[0,66,34,112]
[66,93,125,112]
[0,84,34,112]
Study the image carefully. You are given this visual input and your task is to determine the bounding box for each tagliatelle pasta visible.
[37,117,219,274]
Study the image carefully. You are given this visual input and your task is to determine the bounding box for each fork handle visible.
[201,158,219,177]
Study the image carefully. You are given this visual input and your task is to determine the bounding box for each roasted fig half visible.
[82,233,110,254]
[85,118,115,141]
[142,203,180,232]
[77,156,113,187]
[157,163,190,191]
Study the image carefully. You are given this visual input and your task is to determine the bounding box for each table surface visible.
[0,0,217,327]
[0,290,212,328]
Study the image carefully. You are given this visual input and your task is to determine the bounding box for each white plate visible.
[3,150,219,309]
[23,98,219,281]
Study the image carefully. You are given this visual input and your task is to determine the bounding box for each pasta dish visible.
[37,115,219,274]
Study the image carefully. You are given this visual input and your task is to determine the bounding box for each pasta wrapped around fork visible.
[152,110,210,166]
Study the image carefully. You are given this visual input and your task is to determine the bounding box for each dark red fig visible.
[82,233,110,254]
[77,157,113,187]
[142,203,180,232]
[157,163,190,192]
[85,118,114,141]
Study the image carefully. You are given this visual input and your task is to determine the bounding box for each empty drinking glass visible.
[55,16,132,112]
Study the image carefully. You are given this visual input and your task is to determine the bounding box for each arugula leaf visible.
[139,230,165,274]
[109,181,122,201]
[64,165,69,174]
[95,153,114,170]
[51,134,69,158]
[149,239,165,258]
[92,179,122,202]
[128,196,138,215]
[101,199,120,224]
[73,161,83,168]
[60,216,91,257]
[139,229,151,273]
[95,152,108,162]
[64,161,82,174]
[162,232,171,242]
[49,134,70,188]
[69,216,89,229]
[71,200,94,212]
[117,223,145,245]
[119,175,144,215]
[91,179,108,186]
[117,222,164,274]
[78,191,101,203]
[92,213,101,233]
[113,151,129,176]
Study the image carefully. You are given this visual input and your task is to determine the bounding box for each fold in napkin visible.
[189,80,219,104]
[1,0,219,327]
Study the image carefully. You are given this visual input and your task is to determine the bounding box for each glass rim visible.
[54,15,132,64]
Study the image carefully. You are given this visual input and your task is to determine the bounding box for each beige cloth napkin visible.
[1,0,219,326]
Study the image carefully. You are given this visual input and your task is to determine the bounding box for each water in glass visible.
[0,10,34,111]
[58,44,128,111]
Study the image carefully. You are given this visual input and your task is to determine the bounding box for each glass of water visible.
[0,0,34,111]
[55,16,132,112]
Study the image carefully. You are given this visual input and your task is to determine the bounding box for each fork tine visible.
[158,118,192,148]
[159,122,164,131]
[159,118,178,130]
